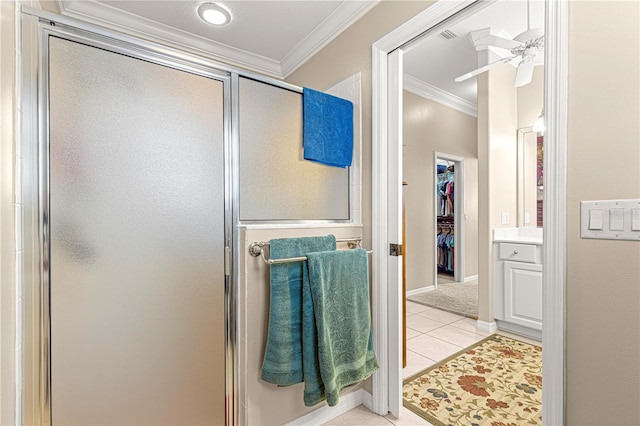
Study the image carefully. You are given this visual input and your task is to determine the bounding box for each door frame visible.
[371,1,568,423]
[433,152,465,287]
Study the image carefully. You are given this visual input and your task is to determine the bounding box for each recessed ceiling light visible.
[198,3,231,26]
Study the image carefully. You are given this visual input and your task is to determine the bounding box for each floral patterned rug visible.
[403,334,542,426]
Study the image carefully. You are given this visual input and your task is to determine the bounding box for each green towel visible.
[260,235,336,385]
[303,248,378,406]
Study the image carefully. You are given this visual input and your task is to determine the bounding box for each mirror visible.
[517,127,543,227]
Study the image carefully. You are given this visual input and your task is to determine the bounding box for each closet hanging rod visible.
[248,237,370,265]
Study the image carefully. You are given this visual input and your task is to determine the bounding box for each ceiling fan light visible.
[198,3,231,26]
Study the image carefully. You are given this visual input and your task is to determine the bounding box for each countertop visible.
[493,227,543,245]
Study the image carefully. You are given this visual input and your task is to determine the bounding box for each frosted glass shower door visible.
[48,37,226,425]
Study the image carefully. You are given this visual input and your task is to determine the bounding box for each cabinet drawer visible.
[498,243,538,263]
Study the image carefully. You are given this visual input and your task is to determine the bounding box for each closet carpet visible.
[408,282,478,319]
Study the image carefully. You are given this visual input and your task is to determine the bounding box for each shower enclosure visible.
[21,9,352,424]
[22,16,232,425]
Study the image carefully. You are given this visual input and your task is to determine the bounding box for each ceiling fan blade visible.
[476,34,525,50]
[514,59,535,87]
[454,55,518,83]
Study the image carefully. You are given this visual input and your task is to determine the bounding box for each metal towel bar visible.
[248,237,371,265]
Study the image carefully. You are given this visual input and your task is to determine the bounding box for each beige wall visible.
[402,91,478,291]
[566,1,640,424]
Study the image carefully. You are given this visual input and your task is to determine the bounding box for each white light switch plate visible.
[501,212,510,225]
[581,199,640,241]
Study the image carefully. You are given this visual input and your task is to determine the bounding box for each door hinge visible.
[389,243,403,256]
[224,246,231,277]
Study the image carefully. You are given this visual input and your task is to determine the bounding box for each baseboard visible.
[496,320,542,342]
[476,319,498,333]
[464,275,479,282]
[284,389,364,426]
[406,285,434,297]
[362,390,373,411]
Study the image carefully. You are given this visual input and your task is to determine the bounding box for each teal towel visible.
[261,235,336,385]
[303,248,379,406]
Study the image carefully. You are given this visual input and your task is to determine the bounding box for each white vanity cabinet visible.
[493,235,543,340]
[504,259,542,328]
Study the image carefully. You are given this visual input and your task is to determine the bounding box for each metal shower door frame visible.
[20,11,237,425]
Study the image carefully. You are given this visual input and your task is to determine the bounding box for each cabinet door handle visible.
[513,250,519,255]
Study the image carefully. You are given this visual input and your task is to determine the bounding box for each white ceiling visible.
[403,0,545,111]
[57,0,543,102]
[57,0,378,78]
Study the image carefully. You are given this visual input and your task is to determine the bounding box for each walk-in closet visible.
[436,159,455,282]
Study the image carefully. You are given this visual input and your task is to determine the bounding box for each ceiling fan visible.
[454,1,544,87]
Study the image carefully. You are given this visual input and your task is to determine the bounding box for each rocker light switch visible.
[588,209,603,230]
[609,208,625,231]
[632,208,640,231]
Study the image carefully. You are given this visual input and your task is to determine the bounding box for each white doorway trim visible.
[370,1,567,424]
[434,152,464,287]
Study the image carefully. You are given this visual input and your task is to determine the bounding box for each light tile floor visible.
[323,301,541,425]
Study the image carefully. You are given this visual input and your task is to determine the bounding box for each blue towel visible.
[260,235,336,385]
[303,248,378,406]
[302,87,353,168]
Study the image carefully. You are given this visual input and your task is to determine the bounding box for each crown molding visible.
[280,1,380,78]
[57,0,380,80]
[403,74,477,117]
[57,0,283,78]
